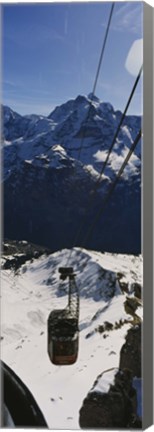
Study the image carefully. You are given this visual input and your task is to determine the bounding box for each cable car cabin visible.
[47,267,79,365]
[48,309,79,365]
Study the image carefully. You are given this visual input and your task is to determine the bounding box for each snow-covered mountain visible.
[2,95,141,254]
[1,244,143,428]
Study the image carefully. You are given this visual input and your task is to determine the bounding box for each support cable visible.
[77,2,115,161]
[92,3,115,97]
[99,65,143,177]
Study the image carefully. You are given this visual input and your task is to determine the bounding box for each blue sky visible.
[2,2,143,116]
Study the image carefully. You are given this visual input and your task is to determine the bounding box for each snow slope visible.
[1,248,143,429]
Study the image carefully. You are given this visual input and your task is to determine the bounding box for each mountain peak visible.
[88,93,100,103]
[75,95,88,105]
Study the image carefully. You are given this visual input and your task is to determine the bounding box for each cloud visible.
[105,2,143,35]
[36,26,64,43]
[125,39,143,76]
[3,80,21,90]
[5,22,65,50]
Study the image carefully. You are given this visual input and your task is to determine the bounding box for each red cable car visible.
[48,267,79,365]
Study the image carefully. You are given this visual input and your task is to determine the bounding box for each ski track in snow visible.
[1,248,143,429]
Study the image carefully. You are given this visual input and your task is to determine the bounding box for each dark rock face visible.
[3,159,99,252]
[2,106,30,141]
[124,297,141,317]
[2,239,51,271]
[79,324,142,429]
[79,368,137,428]
[132,283,142,299]
[3,161,141,254]
[119,324,141,377]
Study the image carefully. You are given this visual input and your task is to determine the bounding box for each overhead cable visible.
[77,2,115,161]
[99,65,143,177]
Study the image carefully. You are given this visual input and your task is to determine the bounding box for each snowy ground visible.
[1,248,143,429]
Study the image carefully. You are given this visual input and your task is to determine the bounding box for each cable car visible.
[48,267,79,365]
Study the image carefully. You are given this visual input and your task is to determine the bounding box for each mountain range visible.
[2,94,141,254]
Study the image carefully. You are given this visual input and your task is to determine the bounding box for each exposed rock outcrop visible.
[119,324,141,377]
[79,323,142,429]
[124,296,142,319]
[132,283,142,299]
[79,368,138,428]
[2,240,51,272]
